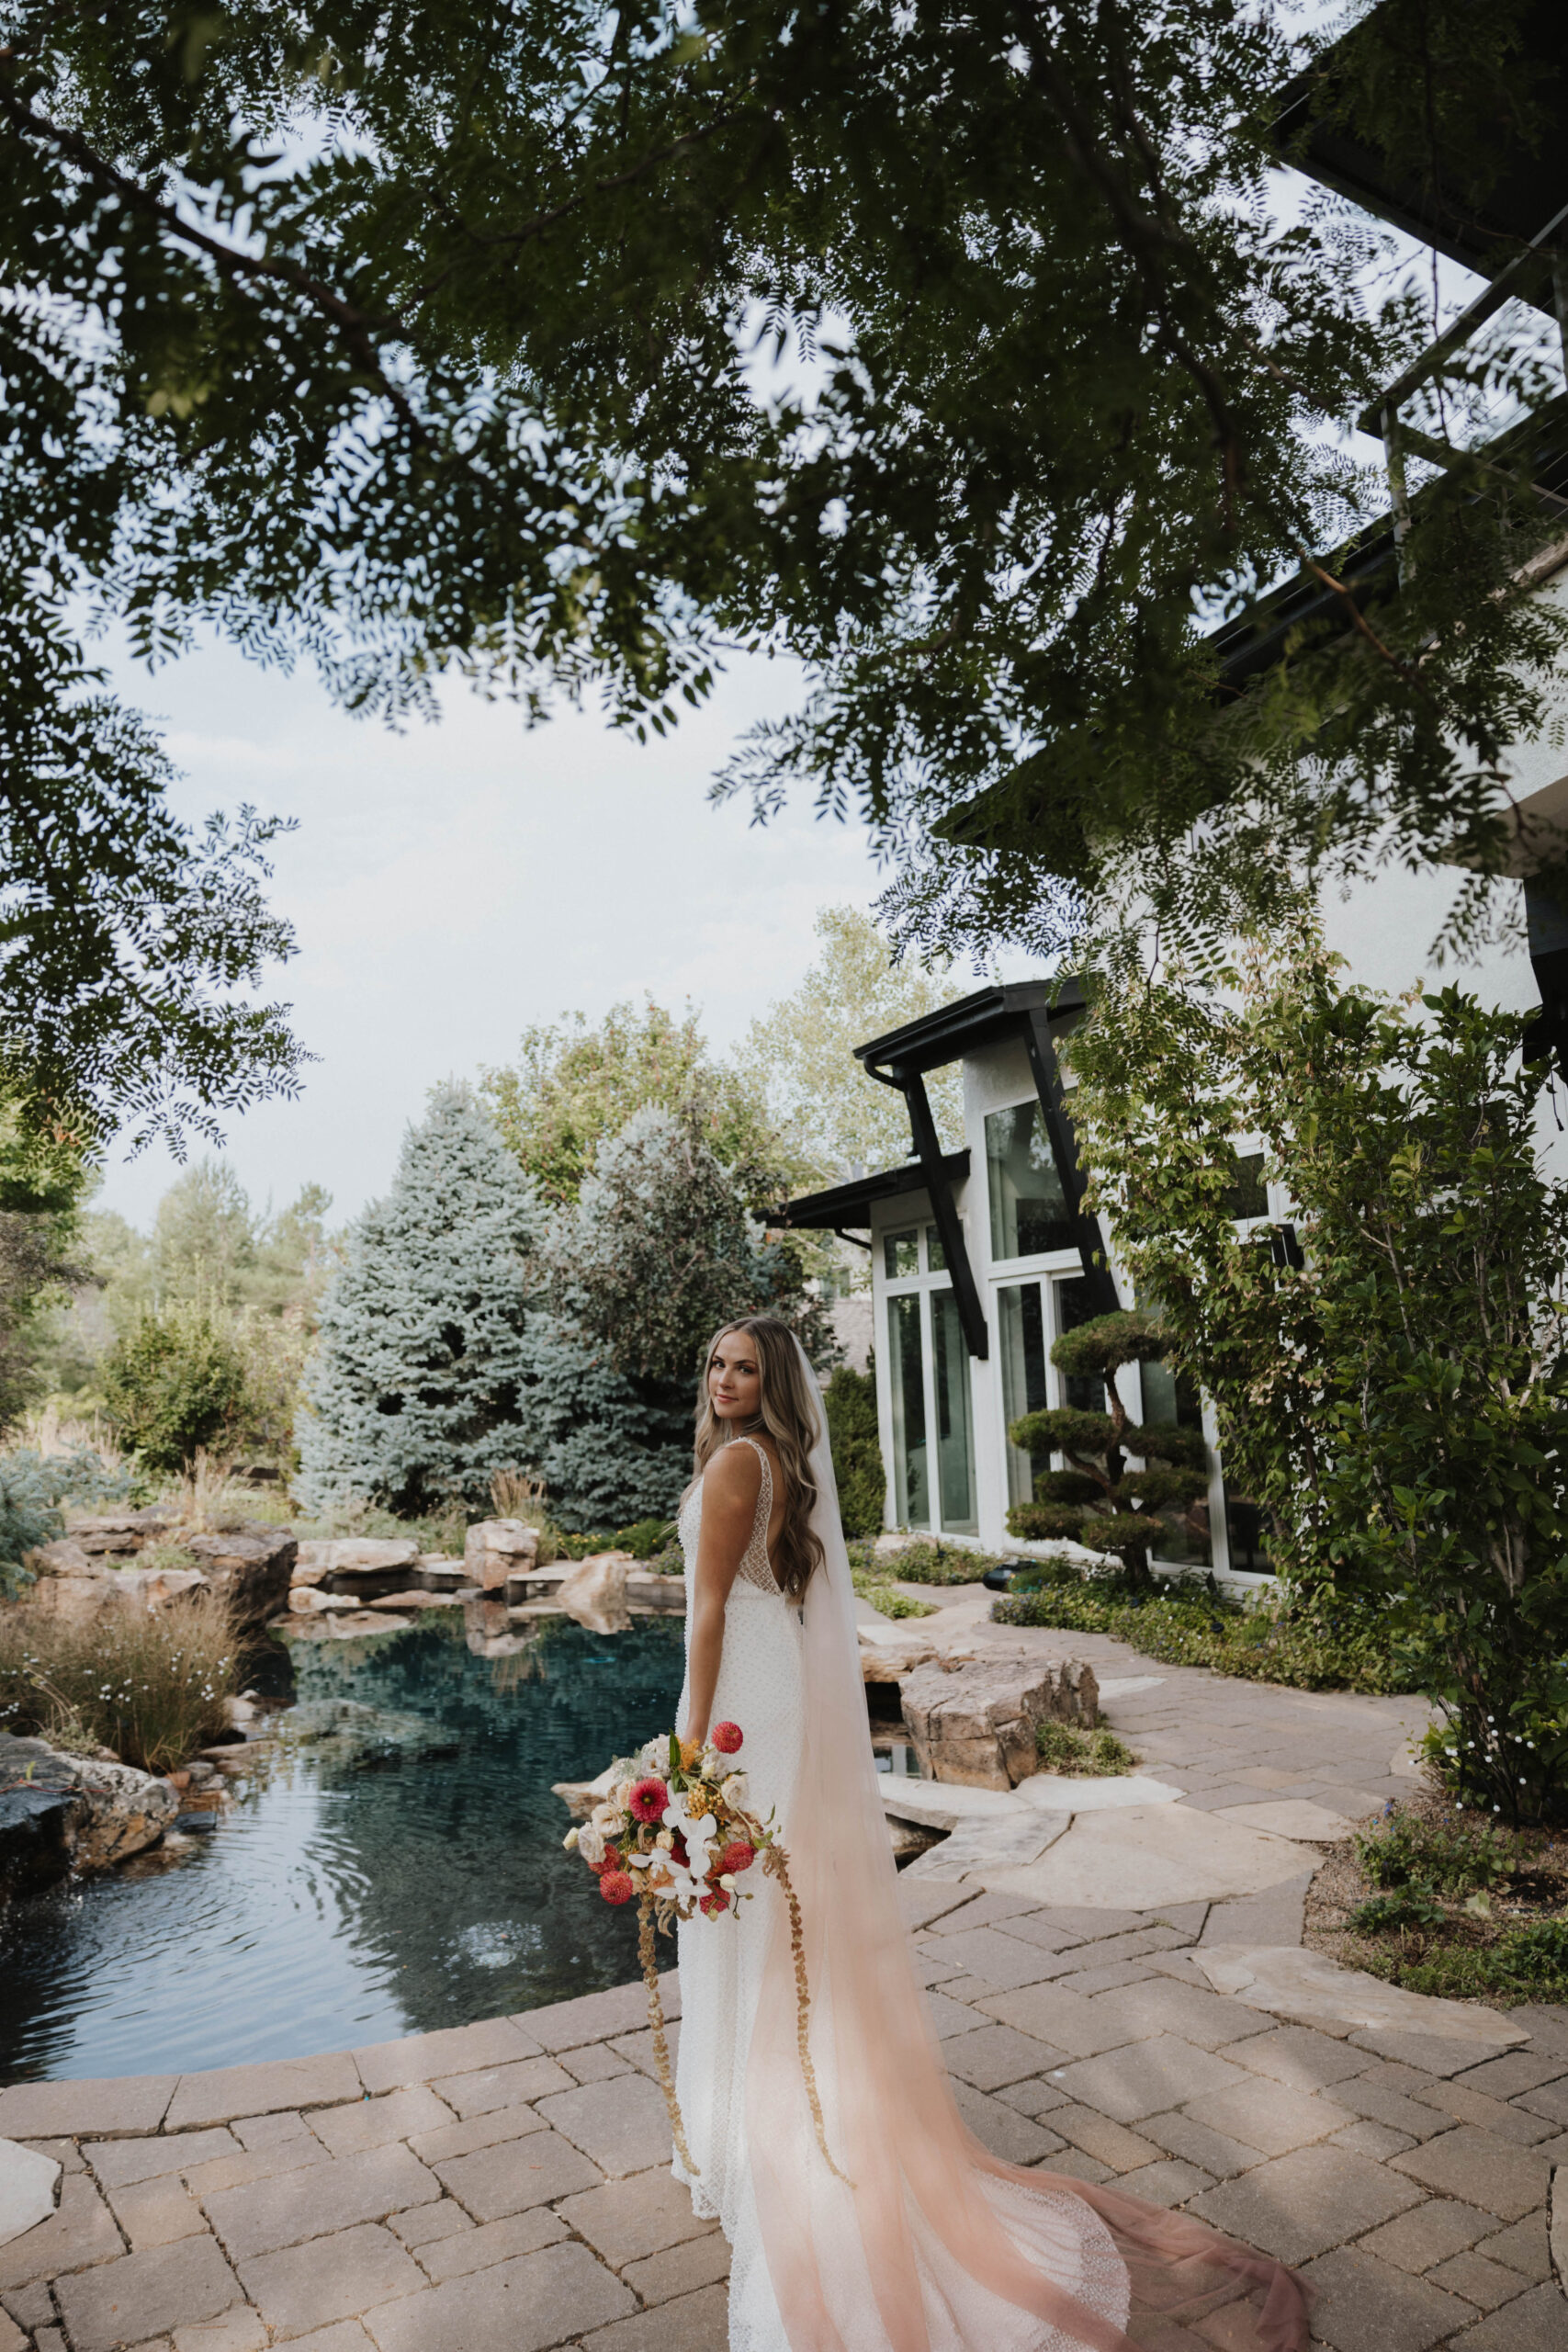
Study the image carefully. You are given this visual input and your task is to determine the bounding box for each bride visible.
[673,1316,1308,2352]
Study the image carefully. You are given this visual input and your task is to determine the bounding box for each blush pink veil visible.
[742,1339,1310,2352]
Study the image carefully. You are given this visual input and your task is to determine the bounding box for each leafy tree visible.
[0,2,1555,987]
[480,999,790,1207]
[823,1362,886,1540]
[1007,1312,1208,1580]
[737,908,965,1182]
[100,1303,250,1476]
[298,1086,539,1518]
[151,1159,257,1307]
[1068,914,1568,1822]
[539,1103,830,1389]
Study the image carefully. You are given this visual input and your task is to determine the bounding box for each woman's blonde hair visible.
[691,1317,825,1601]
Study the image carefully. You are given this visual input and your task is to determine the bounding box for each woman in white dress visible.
[674,1317,1308,2352]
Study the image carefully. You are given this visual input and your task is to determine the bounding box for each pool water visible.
[0,1613,687,2081]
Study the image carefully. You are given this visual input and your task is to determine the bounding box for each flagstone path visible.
[3,1624,1566,2352]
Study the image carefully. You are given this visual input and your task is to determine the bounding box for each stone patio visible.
[4,1623,1567,2351]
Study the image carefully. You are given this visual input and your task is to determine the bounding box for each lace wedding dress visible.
[672,1398,1308,2352]
[673,1437,806,2347]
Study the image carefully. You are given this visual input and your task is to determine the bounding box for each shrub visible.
[824,1363,886,1538]
[1035,1722,1137,1774]
[851,1536,1006,1586]
[994,1577,1405,1694]
[0,1443,134,1598]
[0,1593,240,1770]
[851,1574,938,1620]
[1348,1886,1447,1935]
[1353,1807,1512,1898]
[616,1518,678,1561]
[101,1305,249,1475]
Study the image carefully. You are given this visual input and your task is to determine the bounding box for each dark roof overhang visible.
[1271,1,1568,299]
[775,1149,970,1232]
[852,978,1087,1080]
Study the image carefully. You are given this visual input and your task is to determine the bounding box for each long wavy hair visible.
[690,1317,825,1601]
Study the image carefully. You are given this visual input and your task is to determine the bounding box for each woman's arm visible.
[681,1443,764,1746]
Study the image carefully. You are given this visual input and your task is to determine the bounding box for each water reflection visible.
[1,1613,686,2081]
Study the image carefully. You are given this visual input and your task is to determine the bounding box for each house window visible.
[931,1291,977,1532]
[887,1294,930,1527]
[885,1227,919,1280]
[998,1282,1049,1506]
[1140,1358,1212,1567]
[998,1274,1101,1505]
[985,1102,1074,1260]
[882,1221,976,1534]
[1226,1151,1269,1222]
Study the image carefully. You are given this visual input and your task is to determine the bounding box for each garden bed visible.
[1305,1785,1568,2003]
[992,1566,1411,1695]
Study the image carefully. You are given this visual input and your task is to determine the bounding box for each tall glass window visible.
[924,1223,947,1272]
[931,1291,977,1532]
[1053,1275,1102,1410]
[1140,1356,1212,1566]
[986,1102,1074,1260]
[885,1228,919,1279]
[887,1294,930,1528]
[998,1283,1049,1506]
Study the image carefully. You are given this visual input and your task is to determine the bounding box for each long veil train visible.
[742,1340,1309,2352]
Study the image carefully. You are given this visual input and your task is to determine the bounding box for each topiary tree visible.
[297,1085,539,1517]
[100,1303,250,1476]
[1006,1309,1208,1582]
[824,1361,886,1539]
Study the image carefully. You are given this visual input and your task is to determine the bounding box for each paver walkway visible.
[4,1624,1566,2352]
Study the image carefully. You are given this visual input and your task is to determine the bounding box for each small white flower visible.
[720,1771,749,1809]
[576,1826,605,1867]
[718,1873,737,1891]
[562,1826,581,1851]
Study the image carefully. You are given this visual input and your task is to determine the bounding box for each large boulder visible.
[294,1537,420,1600]
[465,1518,539,1592]
[184,1524,297,1628]
[899,1658,1100,1791]
[26,1547,209,1624]
[557,1555,631,1635]
[63,1508,178,1559]
[0,1735,176,1893]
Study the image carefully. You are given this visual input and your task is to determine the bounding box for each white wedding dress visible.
[673,1437,805,2348]
[671,1388,1308,2352]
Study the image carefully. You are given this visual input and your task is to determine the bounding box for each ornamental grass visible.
[0,1592,241,1772]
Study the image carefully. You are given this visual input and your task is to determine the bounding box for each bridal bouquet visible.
[565,1720,767,1921]
[563,1720,844,2181]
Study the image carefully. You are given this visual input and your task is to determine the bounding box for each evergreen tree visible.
[824,1362,886,1540]
[523,1317,694,1535]
[298,1086,538,1517]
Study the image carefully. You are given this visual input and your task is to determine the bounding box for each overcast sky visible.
[94,631,936,1234]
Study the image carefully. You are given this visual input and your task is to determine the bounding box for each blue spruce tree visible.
[297,1085,538,1515]
[297,1084,694,1526]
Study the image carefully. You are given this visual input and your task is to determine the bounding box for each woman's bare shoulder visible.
[703,1439,766,1500]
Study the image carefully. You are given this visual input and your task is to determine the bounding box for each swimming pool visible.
[0,1612,687,2081]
